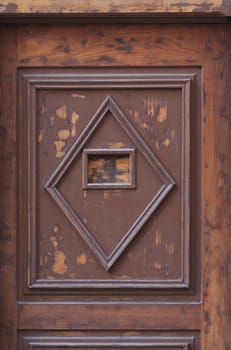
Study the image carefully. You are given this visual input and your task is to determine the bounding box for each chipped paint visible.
[72,93,86,99]
[54,140,66,158]
[41,103,47,115]
[109,142,124,148]
[57,129,70,140]
[129,109,140,123]
[76,253,87,265]
[52,251,67,274]
[71,110,79,137]
[53,225,59,233]
[153,261,162,270]
[165,242,175,255]
[50,115,55,127]
[144,97,167,123]
[154,229,162,246]
[55,129,70,158]
[56,104,68,120]
[50,235,67,274]
[157,103,167,122]
[163,138,170,148]
[38,128,45,143]
[144,97,155,117]
[0,0,224,15]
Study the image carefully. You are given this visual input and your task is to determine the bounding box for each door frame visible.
[0,1,230,350]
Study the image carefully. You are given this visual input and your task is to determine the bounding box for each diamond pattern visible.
[45,96,175,270]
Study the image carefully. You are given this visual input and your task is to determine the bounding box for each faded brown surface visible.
[0,22,230,350]
[202,25,231,350]
[0,26,17,350]
[18,303,201,330]
[0,0,230,15]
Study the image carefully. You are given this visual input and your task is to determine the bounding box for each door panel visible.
[0,23,230,350]
[18,67,200,292]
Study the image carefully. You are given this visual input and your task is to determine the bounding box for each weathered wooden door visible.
[0,15,230,350]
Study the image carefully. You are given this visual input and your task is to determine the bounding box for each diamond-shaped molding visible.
[45,96,175,271]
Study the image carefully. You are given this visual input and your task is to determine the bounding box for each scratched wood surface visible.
[201,25,231,350]
[0,0,230,16]
[0,22,230,350]
[0,26,17,350]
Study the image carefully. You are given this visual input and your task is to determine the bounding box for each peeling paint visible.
[38,128,45,143]
[144,97,167,123]
[109,142,124,148]
[53,225,59,233]
[56,104,68,120]
[144,97,155,117]
[71,110,79,137]
[41,103,47,115]
[50,235,67,275]
[54,140,66,158]
[163,138,170,148]
[0,0,224,15]
[76,253,87,265]
[153,261,162,270]
[50,115,55,127]
[52,251,67,274]
[55,129,70,158]
[165,242,175,255]
[154,229,162,246]
[57,129,70,140]
[157,103,167,122]
[72,93,86,99]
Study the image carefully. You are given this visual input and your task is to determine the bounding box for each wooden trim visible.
[18,302,202,330]
[0,0,230,15]
[0,0,230,23]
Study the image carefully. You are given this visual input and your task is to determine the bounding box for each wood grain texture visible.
[0,0,230,16]
[17,24,203,67]
[202,24,231,350]
[18,303,201,330]
[0,26,17,350]
[0,21,230,350]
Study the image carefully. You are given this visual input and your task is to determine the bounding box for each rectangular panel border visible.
[18,69,195,292]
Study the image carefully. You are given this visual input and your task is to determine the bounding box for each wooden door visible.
[0,21,230,350]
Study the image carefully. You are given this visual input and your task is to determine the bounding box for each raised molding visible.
[45,95,175,271]
[21,335,196,350]
[18,69,195,292]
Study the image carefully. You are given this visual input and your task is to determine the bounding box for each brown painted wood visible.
[0,25,17,350]
[0,20,230,350]
[18,303,201,330]
[202,25,231,350]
